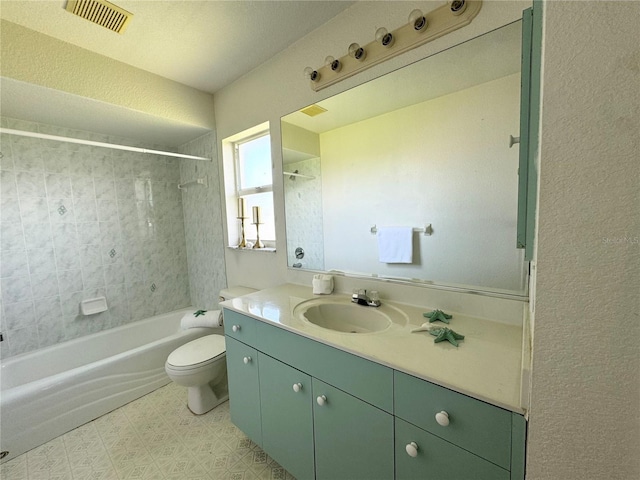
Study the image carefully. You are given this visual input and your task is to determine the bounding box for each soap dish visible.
[80,296,108,315]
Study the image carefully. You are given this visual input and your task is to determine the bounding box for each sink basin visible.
[294,297,407,334]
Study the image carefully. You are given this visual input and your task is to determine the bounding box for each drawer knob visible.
[435,411,450,426]
[232,325,241,332]
[243,356,252,364]
[293,383,303,393]
[316,395,327,406]
[405,442,419,458]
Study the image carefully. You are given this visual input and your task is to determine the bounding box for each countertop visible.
[221,283,526,414]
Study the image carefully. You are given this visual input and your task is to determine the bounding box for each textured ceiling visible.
[0,0,354,93]
[0,0,354,147]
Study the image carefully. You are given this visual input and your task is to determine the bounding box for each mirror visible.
[281,21,527,297]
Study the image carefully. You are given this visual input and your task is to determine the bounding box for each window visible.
[222,124,276,248]
[235,132,275,242]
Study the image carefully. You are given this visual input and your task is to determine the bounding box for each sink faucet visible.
[351,289,381,307]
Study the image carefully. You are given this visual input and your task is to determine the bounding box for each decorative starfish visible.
[423,309,452,324]
[429,327,465,347]
[194,309,207,317]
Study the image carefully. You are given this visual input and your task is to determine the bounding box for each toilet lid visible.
[167,334,226,367]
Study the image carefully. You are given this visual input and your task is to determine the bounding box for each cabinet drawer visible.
[395,418,509,480]
[257,320,393,413]
[223,309,257,344]
[394,371,512,469]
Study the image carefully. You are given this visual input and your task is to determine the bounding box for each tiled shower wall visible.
[284,157,324,270]
[0,117,191,359]
[178,132,227,310]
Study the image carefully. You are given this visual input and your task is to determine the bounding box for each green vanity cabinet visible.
[395,371,512,469]
[395,418,509,480]
[313,379,394,480]
[258,353,314,480]
[222,308,526,479]
[225,336,262,445]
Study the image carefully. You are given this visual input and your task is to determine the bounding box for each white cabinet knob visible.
[243,356,252,364]
[405,442,419,458]
[316,395,327,406]
[232,325,241,332]
[435,411,450,427]
[293,383,303,393]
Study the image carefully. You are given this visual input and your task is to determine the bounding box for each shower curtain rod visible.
[0,128,211,161]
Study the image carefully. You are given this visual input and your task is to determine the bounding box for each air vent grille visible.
[300,104,328,117]
[65,0,133,34]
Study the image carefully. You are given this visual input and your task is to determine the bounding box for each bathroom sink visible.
[294,297,407,334]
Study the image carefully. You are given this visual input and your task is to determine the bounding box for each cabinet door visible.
[313,379,393,480]
[396,418,510,480]
[225,336,262,445]
[259,353,314,480]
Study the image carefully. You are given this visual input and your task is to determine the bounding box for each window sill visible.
[227,246,276,253]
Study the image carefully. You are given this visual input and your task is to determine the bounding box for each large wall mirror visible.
[281,21,527,297]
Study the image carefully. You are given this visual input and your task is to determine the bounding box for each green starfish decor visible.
[423,309,453,324]
[429,327,465,347]
[194,309,207,317]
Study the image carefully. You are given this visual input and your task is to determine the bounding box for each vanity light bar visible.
[308,0,482,92]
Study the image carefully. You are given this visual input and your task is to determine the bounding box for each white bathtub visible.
[0,308,218,463]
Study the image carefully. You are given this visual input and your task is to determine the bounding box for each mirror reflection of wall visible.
[282,123,324,270]
[281,21,527,296]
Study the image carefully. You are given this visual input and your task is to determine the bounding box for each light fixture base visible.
[308,1,482,91]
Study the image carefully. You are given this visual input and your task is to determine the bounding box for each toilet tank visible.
[219,286,257,302]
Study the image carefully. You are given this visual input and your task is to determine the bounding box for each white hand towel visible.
[377,226,413,263]
[180,309,222,329]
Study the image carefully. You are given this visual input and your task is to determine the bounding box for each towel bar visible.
[370,224,432,236]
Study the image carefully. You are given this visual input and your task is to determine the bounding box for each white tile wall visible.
[0,117,192,358]
[284,157,324,271]
[178,133,228,310]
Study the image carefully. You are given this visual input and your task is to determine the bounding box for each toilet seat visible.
[166,334,225,371]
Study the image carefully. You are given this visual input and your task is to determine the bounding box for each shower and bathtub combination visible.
[0,308,215,463]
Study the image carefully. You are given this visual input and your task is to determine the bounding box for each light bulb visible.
[449,0,467,16]
[375,27,394,47]
[304,66,320,82]
[348,42,366,61]
[325,55,342,72]
[408,9,427,31]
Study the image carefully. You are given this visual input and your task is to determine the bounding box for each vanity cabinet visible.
[225,336,262,445]
[223,308,526,480]
[395,418,509,480]
[313,379,393,480]
[258,353,314,480]
[394,371,520,479]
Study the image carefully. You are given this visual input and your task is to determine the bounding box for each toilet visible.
[165,287,256,414]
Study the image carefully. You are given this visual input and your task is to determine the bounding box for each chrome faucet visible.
[351,289,381,307]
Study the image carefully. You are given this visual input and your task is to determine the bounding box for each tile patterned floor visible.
[1,383,295,480]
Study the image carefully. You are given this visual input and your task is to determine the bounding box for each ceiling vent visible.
[300,104,328,117]
[65,0,133,34]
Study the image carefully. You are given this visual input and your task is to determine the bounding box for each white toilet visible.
[165,287,255,415]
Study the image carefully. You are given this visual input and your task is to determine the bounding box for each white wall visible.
[527,1,639,478]
[320,74,525,293]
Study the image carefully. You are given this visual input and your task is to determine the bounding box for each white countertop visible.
[221,283,526,414]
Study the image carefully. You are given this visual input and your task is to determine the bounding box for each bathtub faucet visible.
[351,289,381,307]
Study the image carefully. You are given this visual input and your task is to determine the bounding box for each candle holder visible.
[252,221,265,249]
[237,216,248,248]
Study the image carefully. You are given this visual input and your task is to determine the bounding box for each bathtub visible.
[0,308,218,463]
